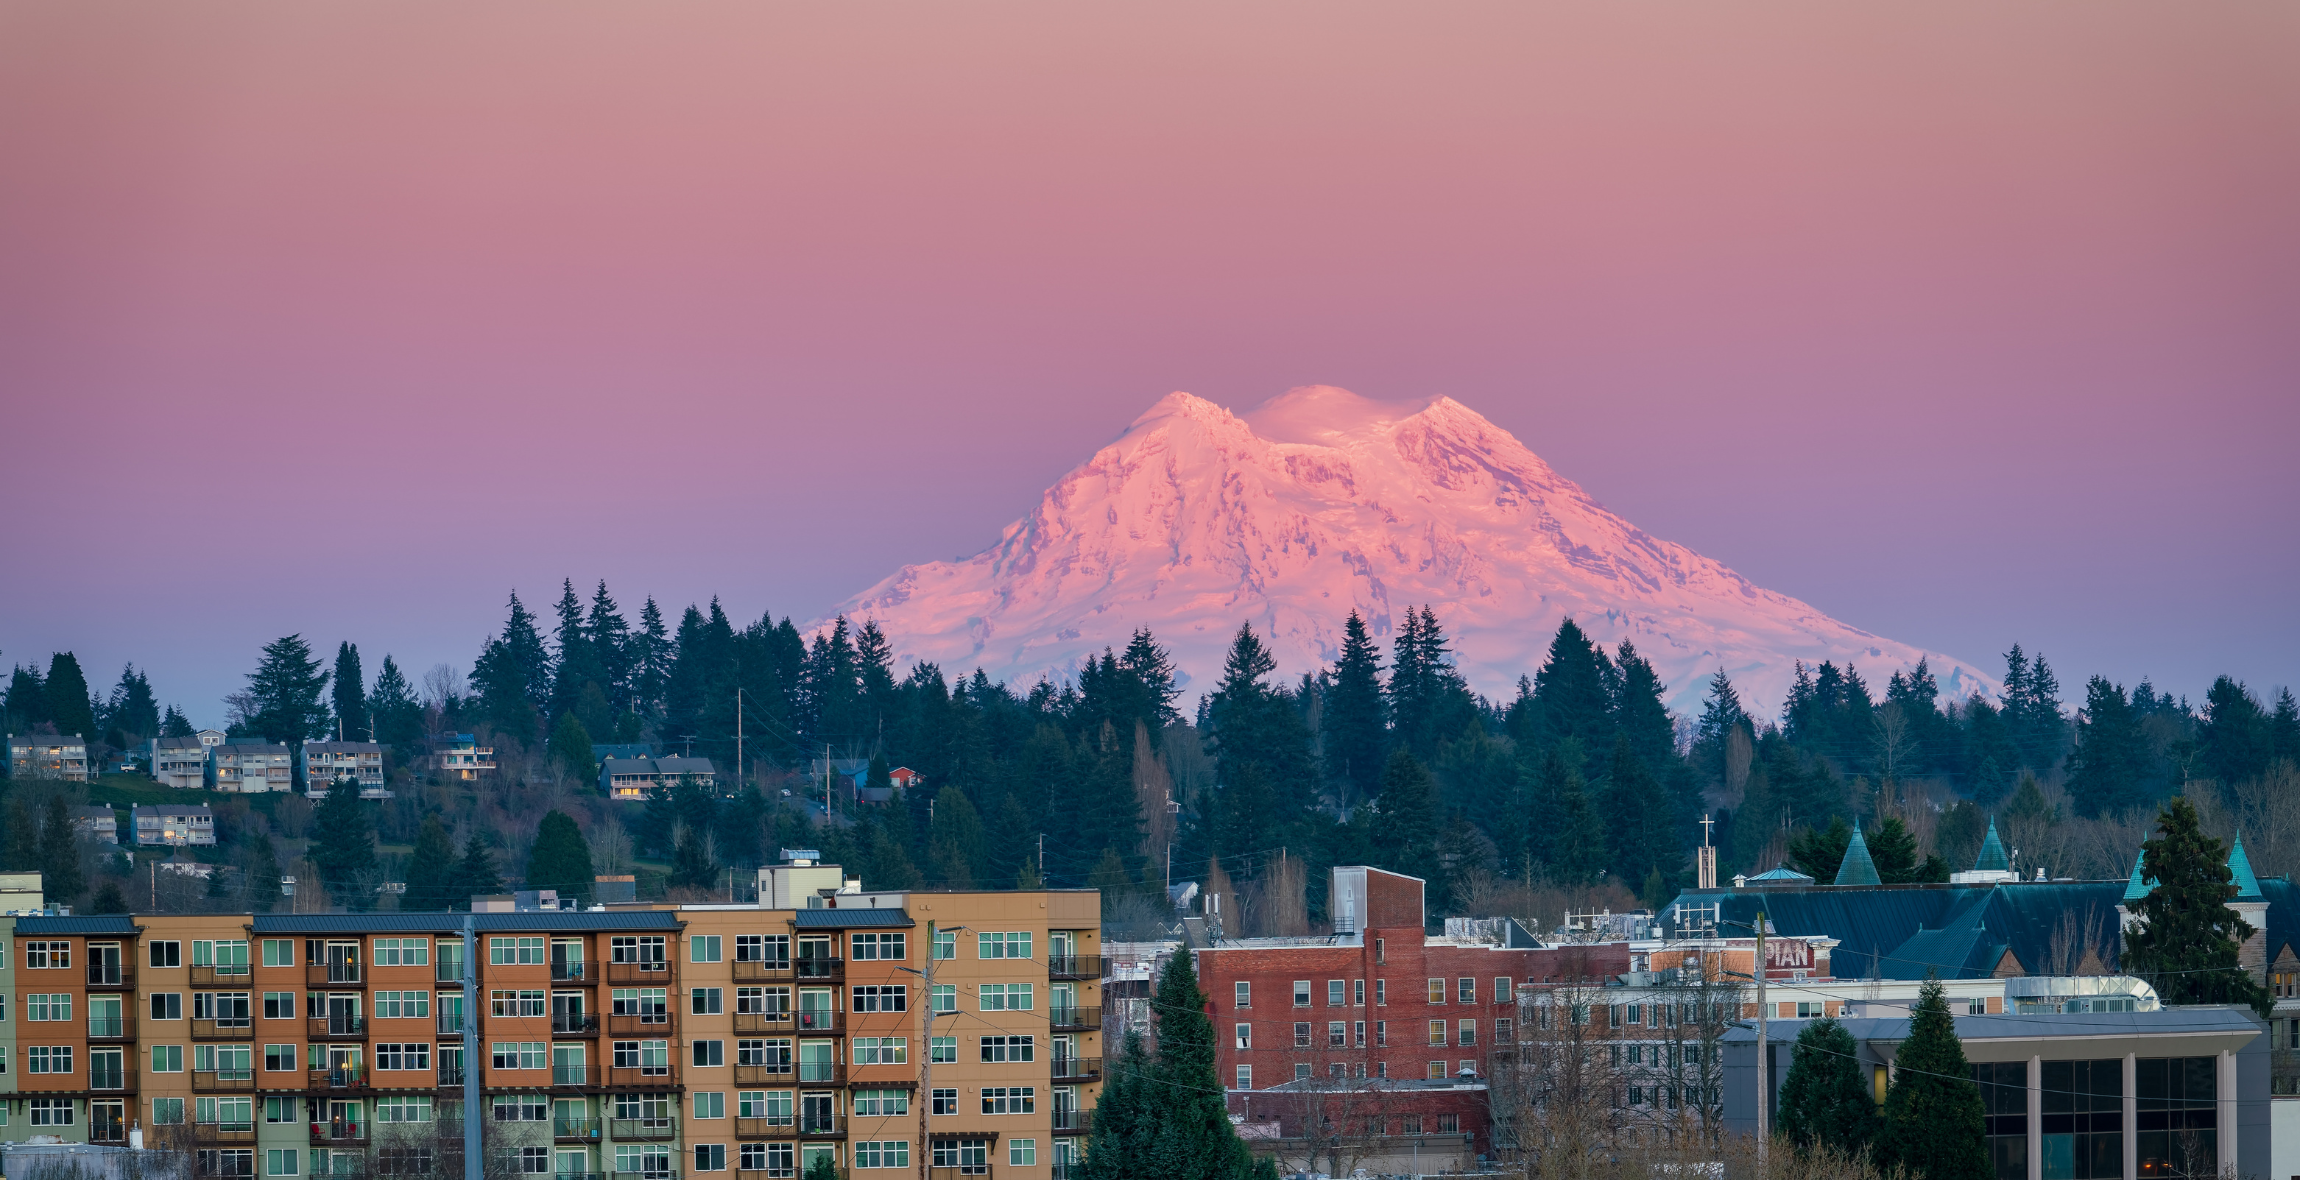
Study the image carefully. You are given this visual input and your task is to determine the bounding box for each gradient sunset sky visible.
[3,2,2295,724]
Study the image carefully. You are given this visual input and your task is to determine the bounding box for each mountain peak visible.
[825,387,1991,715]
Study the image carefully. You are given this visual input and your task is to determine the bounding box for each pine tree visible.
[1610,642,1675,774]
[369,656,424,749]
[928,787,988,889]
[448,832,504,908]
[1787,816,1853,880]
[472,592,551,740]
[1878,977,1990,1180]
[1135,949,1269,1180]
[2198,676,2271,787]
[40,796,86,903]
[246,635,330,745]
[1778,1018,1879,1156]
[548,579,604,724]
[1118,627,1183,729]
[2064,676,2153,817]
[668,826,718,893]
[241,833,281,913]
[2123,796,2273,1017]
[42,652,96,742]
[1601,732,1676,888]
[1321,611,1387,809]
[3,800,39,871]
[586,581,634,704]
[1541,749,1608,885]
[404,816,456,910]
[104,665,160,744]
[632,597,672,714]
[1082,1028,1153,1180]
[549,713,596,783]
[89,879,128,914]
[2271,689,2300,767]
[1530,619,1614,758]
[1868,816,1943,883]
[1372,751,1440,881]
[331,643,367,740]
[4,664,47,730]
[525,810,596,905]
[310,778,378,907]
[161,705,195,738]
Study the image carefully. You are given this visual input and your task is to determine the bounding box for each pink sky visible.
[2,2,2295,723]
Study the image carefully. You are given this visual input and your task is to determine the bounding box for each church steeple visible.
[1973,817,2010,873]
[1834,823,1882,887]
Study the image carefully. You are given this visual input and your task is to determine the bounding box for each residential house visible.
[131,804,216,847]
[150,730,225,789]
[70,806,119,845]
[300,741,389,799]
[211,740,292,793]
[426,733,496,781]
[590,743,655,763]
[599,755,716,800]
[6,733,89,782]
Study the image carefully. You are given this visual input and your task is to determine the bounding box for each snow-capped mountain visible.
[822,386,1993,718]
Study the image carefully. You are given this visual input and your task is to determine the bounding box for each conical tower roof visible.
[1835,823,1882,887]
[1974,817,2010,873]
[2229,834,2263,900]
[2123,847,2152,902]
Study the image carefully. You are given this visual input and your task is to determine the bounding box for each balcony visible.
[191,1018,254,1041]
[737,1170,796,1180]
[193,1069,255,1093]
[89,1015,139,1040]
[605,961,673,985]
[553,960,592,984]
[797,1112,844,1139]
[731,959,792,982]
[796,1061,844,1086]
[555,1117,601,1143]
[1051,1109,1094,1136]
[310,1120,369,1145]
[437,958,467,985]
[734,1063,794,1085]
[734,1117,796,1138]
[90,1063,138,1093]
[1048,955,1102,981]
[608,1117,679,1141]
[793,958,844,983]
[438,1065,468,1088]
[793,1010,842,1035]
[609,1172,679,1180]
[307,1067,367,1091]
[929,1169,994,1180]
[606,1064,680,1088]
[1050,1057,1103,1082]
[194,1122,258,1145]
[606,1014,675,1037]
[189,965,252,987]
[555,1065,591,1088]
[309,1015,368,1039]
[87,963,136,989]
[733,1011,793,1033]
[438,1011,470,1036]
[308,962,363,986]
[1050,1006,1100,1032]
[555,1014,601,1037]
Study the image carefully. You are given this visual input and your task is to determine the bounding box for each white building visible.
[211,740,291,793]
[132,803,216,847]
[70,805,119,845]
[6,733,89,782]
[300,740,389,798]
[150,730,225,789]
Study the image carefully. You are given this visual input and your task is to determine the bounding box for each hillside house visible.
[6,733,88,781]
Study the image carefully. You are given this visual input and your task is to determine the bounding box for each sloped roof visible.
[2124,849,2152,901]
[792,908,914,928]
[16,915,139,934]
[1747,865,1814,883]
[1667,880,2127,981]
[2230,836,2264,900]
[1835,826,1882,887]
[1974,819,2010,873]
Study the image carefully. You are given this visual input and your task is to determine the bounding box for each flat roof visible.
[252,911,683,934]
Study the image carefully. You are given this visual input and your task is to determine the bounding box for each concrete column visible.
[2221,1049,2238,1178]
[2123,1053,2137,1180]
[2029,1054,2044,1180]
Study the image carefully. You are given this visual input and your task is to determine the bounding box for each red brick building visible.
[1193,867,1631,1162]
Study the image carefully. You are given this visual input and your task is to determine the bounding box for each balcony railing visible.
[734,1117,796,1138]
[308,962,363,986]
[796,1061,845,1086]
[1050,1057,1103,1082]
[606,1064,680,1088]
[193,1069,255,1093]
[309,1015,368,1039]
[437,958,467,984]
[438,1065,467,1088]
[310,1120,368,1145]
[1048,955,1102,980]
[87,963,136,988]
[608,1117,679,1141]
[89,1014,138,1039]
[307,1067,366,1091]
[606,1014,675,1037]
[555,1117,601,1142]
[437,1011,469,1036]
[605,961,672,984]
[189,965,252,986]
[1050,1006,1101,1031]
[552,960,591,983]
[608,1171,679,1180]
[194,1122,257,1145]
[554,1014,601,1036]
[90,1063,137,1092]
[733,1011,793,1033]
[793,958,844,982]
[797,1111,844,1138]
[191,1018,253,1040]
[734,1063,794,1084]
[737,1169,796,1180]
[929,1168,993,1180]
[793,1010,842,1034]
[89,1118,129,1145]
[731,960,792,982]
[1051,1109,1094,1136]
[555,1065,590,1087]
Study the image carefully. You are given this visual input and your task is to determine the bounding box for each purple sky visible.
[3,2,2295,726]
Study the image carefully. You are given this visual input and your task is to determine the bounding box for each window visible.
[1236,1064,1252,1090]
[31,1097,74,1124]
[854,1038,907,1065]
[1496,977,1513,1004]
[266,1149,299,1176]
[692,988,724,1015]
[1437,1113,1460,1133]
[376,1044,431,1071]
[1327,980,1345,1007]
[262,992,294,1020]
[151,992,183,1020]
[735,934,791,966]
[492,990,547,1018]
[1967,997,1986,1016]
[1458,978,1476,1004]
[150,941,182,968]
[376,1096,432,1123]
[931,1037,957,1063]
[192,941,248,971]
[979,1036,1035,1063]
[27,994,70,1021]
[1293,980,1311,1007]
[25,942,70,969]
[693,1040,725,1067]
[1796,1002,1824,1019]
[1328,1022,1346,1048]
[1353,979,1365,1006]
[1628,1003,1644,1026]
[262,940,294,967]
[693,1091,725,1119]
[1235,1023,1251,1049]
[1295,1064,1311,1081]
[851,933,904,960]
[512,1147,551,1174]
[152,1045,184,1072]
[981,1086,1036,1114]
[265,1045,296,1072]
[491,1043,546,1070]
[1459,1020,1476,1047]
[1009,1139,1037,1167]
[1354,1021,1365,1047]
[931,1088,958,1115]
[153,1098,185,1125]
[30,1046,72,1074]
[492,1095,548,1122]
[1374,937,1386,963]
[1293,1023,1311,1048]
[1376,1021,1387,1047]
[932,985,956,1014]
[1235,981,1251,1008]
[1426,977,1445,1004]
[977,932,1032,960]
[610,1039,671,1075]
[1496,1017,1514,1043]
[689,1144,725,1173]
[853,1089,909,1116]
[853,985,908,1012]
[376,1148,434,1176]
[372,939,429,966]
[1425,1061,1446,1081]
[933,929,956,960]
[375,992,430,1019]
[1376,979,1387,1006]
[978,984,1030,1012]
[490,938,546,966]
[856,1141,911,1169]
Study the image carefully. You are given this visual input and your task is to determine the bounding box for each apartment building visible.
[599,757,717,801]
[152,731,227,789]
[0,871,1104,1180]
[300,742,390,799]
[69,807,119,845]
[6,734,89,782]
[428,735,498,782]
[131,804,217,848]
[211,742,293,794]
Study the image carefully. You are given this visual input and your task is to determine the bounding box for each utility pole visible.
[917,920,935,1180]
[463,914,480,1180]
[1755,909,1769,1173]
[736,687,743,792]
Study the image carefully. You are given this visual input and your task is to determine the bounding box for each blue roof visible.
[1835,825,1881,887]
[1666,880,2127,980]
[792,908,914,928]
[1748,865,1814,883]
[2124,849,2153,902]
[252,911,681,933]
[14,915,139,934]
[1974,818,2010,873]
[2229,835,2263,900]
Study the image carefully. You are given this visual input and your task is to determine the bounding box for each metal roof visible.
[792,908,914,928]
[1668,880,2128,981]
[1834,826,1881,887]
[1973,818,2011,873]
[15,915,140,934]
[252,911,682,934]
[1722,1006,2263,1044]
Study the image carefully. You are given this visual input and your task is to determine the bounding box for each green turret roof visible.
[2122,848,2152,902]
[1974,817,2010,873]
[1835,824,1882,887]
[2229,834,2263,900]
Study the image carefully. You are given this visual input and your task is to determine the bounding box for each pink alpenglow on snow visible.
[822,386,1993,715]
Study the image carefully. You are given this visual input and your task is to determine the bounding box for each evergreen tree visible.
[448,831,504,908]
[161,705,195,738]
[1601,731,1676,889]
[1878,977,1990,1180]
[472,592,551,741]
[1117,627,1183,729]
[2123,796,2273,1017]
[1119,949,1270,1180]
[1529,619,1614,758]
[89,879,128,914]
[42,652,96,741]
[632,597,672,714]
[246,635,331,745]
[1372,751,1440,881]
[1387,607,1476,761]
[2272,689,2300,767]
[1321,611,1387,809]
[331,643,367,740]
[1204,625,1314,852]
[1082,1029,1153,1180]
[40,796,86,902]
[801,1153,839,1180]
[2064,676,2153,817]
[549,713,596,783]
[310,778,378,908]
[668,825,719,892]
[1777,1018,1879,1156]
[1868,816,1944,883]
[240,832,281,913]
[927,787,988,889]
[404,816,457,910]
[3,800,39,871]
[104,664,160,744]
[2198,676,2272,787]
[549,579,606,724]
[1787,816,1853,881]
[4,664,47,730]
[1540,749,1608,885]
[2000,645,2067,772]
[1610,642,1676,774]
[1960,694,2018,807]
[369,656,424,749]
[525,810,596,905]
